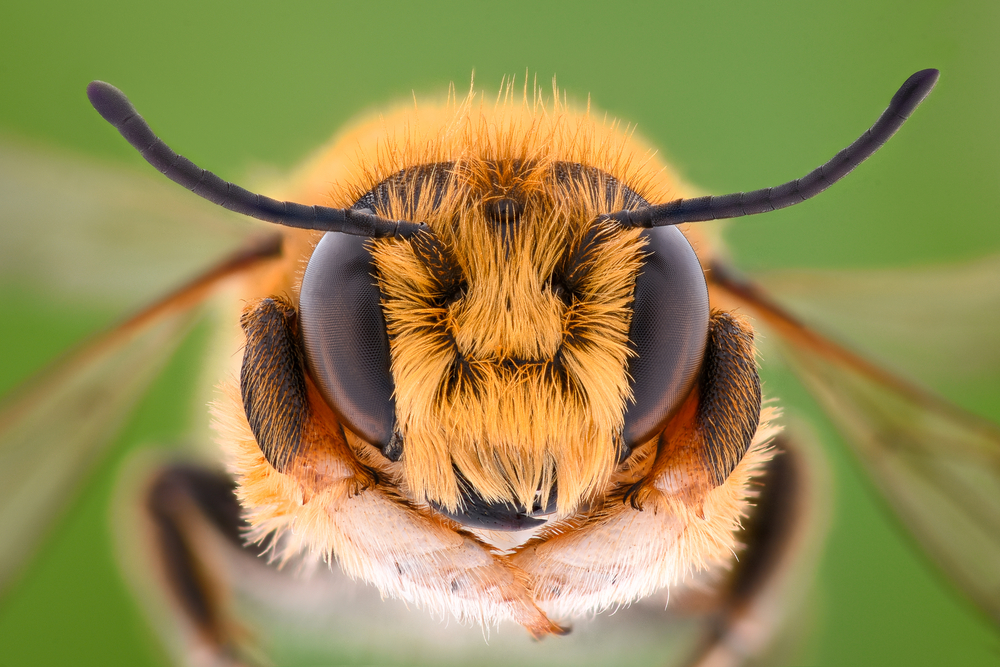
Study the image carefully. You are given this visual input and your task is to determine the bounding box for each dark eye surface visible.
[299,230,396,449]
[622,226,709,449]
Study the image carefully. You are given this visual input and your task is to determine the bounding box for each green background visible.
[1,0,998,665]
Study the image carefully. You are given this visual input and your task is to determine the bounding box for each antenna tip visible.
[892,69,940,118]
[909,68,941,92]
[87,81,137,126]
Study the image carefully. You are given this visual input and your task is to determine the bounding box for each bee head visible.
[300,156,708,526]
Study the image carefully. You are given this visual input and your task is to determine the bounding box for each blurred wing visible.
[753,256,1000,388]
[0,303,198,590]
[0,138,282,591]
[0,239,280,593]
[708,259,1000,626]
[0,137,257,308]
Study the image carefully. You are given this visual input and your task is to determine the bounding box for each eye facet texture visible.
[623,226,709,449]
[300,230,397,450]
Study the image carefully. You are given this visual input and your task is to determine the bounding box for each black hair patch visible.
[697,311,762,486]
[240,297,310,473]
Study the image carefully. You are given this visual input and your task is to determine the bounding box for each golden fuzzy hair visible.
[292,78,683,516]
[375,202,644,515]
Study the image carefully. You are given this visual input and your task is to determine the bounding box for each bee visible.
[0,69,996,666]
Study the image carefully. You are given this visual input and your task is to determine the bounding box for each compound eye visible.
[299,230,396,451]
[622,226,710,449]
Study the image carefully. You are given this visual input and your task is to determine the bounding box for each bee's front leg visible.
[223,297,564,637]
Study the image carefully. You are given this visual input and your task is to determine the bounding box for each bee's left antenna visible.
[86,81,425,239]
[607,69,939,228]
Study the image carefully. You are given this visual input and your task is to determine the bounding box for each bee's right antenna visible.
[607,69,939,228]
[86,81,427,239]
